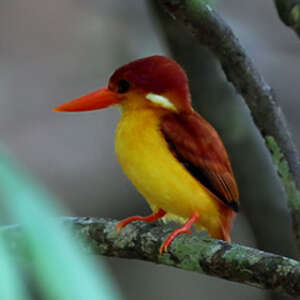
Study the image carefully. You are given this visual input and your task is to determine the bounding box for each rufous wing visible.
[161,111,239,212]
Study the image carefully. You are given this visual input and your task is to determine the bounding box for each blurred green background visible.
[0,0,300,299]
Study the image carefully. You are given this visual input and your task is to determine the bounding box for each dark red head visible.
[54,55,192,113]
[109,56,191,110]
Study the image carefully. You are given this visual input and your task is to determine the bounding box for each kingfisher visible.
[54,55,239,254]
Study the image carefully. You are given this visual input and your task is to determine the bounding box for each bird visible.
[53,55,239,254]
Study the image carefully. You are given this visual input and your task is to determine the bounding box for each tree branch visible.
[274,0,300,37]
[156,0,300,252]
[3,217,300,297]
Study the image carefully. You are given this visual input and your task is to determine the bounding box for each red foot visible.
[116,209,166,232]
[159,212,200,254]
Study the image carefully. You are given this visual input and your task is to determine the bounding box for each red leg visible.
[116,209,166,232]
[159,212,200,254]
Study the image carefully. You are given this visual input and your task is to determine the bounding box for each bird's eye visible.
[117,80,130,93]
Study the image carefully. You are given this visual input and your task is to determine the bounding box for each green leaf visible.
[0,233,31,300]
[0,149,121,300]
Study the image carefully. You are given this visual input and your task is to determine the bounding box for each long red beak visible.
[53,88,119,112]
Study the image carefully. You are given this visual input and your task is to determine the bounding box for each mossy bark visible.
[3,217,300,297]
[274,0,300,37]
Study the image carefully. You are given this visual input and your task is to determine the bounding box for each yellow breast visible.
[115,102,222,236]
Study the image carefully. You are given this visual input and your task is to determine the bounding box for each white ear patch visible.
[146,93,177,111]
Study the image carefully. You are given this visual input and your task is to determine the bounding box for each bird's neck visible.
[117,94,171,138]
[118,93,172,117]
[119,93,152,113]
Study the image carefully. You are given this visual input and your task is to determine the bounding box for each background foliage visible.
[0,149,121,300]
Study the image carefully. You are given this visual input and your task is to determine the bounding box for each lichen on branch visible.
[3,217,300,297]
[274,0,300,37]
